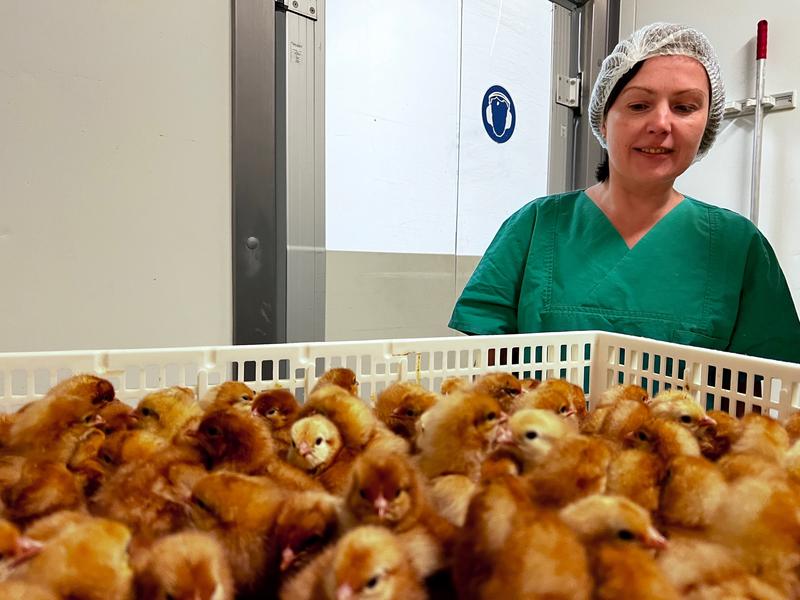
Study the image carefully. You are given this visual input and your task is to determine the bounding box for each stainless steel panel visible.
[232,0,282,344]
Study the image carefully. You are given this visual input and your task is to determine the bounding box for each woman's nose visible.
[646,103,671,134]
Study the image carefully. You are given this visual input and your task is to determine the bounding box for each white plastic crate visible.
[1,331,799,419]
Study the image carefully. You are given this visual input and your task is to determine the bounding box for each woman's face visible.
[602,55,710,187]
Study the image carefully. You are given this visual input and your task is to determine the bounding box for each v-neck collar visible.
[579,190,687,252]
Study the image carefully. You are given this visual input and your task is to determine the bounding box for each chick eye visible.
[405,409,416,417]
[292,440,296,447]
[486,412,497,421]
[300,534,323,550]
[83,414,95,423]
[366,575,379,589]
[617,529,635,541]
[559,406,568,414]
[359,489,368,499]
[100,452,113,464]
[315,437,323,446]
[525,430,538,440]
[241,394,251,402]
[140,407,158,420]
[267,408,278,416]
[192,496,211,512]
[680,415,692,424]
[205,426,221,437]
[166,594,176,600]
[637,431,648,441]
[394,488,402,498]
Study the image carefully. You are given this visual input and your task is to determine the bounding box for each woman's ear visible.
[600,118,607,138]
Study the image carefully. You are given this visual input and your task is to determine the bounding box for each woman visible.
[449,23,800,363]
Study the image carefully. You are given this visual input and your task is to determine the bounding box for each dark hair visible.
[595,60,645,182]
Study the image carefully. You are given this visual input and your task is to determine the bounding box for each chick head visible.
[649,390,716,434]
[374,383,437,439]
[193,409,272,467]
[0,518,42,564]
[313,368,359,396]
[96,400,139,434]
[251,388,300,430]
[346,452,420,527]
[45,374,116,406]
[473,373,523,412]
[506,408,575,466]
[135,386,201,439]
[326,526,412,600]
[274,490,342,573]
[189,471,281,530]
[560,494,667,549]
[457,392,509,450]
[596,384,649,408]
[288,414,343,472]
[202,381,255,411]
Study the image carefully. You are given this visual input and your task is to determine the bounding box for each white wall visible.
[0,1,232,352]
[621,0,800,306]
[326,0,552,257]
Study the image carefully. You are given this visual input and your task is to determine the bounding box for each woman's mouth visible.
[636,147,672,155]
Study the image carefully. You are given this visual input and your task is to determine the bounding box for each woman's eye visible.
[674,104,697,114]
[680,415,692,424]
[525,430,538,440]
[628,102,648,111]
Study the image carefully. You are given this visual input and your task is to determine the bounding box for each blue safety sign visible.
[482,85,515,143]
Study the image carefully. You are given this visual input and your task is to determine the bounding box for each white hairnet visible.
[589,23,725,159]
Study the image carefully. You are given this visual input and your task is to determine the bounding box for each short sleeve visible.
[727,231,800,363]
[449,202,537,335]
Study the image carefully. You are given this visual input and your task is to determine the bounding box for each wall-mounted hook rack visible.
[723,90,795,120]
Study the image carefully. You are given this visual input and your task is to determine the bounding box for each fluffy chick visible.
[658,456,727,531]
[194,408,319,492]
[133,530,234,600]
[605,448,665,513]
[344,451,456,577]
[5,394,108,459]
[455,473,591,600]
[502,408,576,472]
[524,433,612,508]
[13,511,133,600]
[649,390,717,437]
[189,471,287,596]
[709,476,800,597]
[625,418,701,462]
[374,382,437,445]
[471,372,523,413]
[439,376,469,395]
[279,525,426,600]
[596,384,650,408]
[783,411,800,444]
[89,444,205,540]
[273,490,343,577]
[0,581,58,600]
[416,392,507,481]
[560,495,676,600]
[697,409,741,461]
[96,399,139,434]
[583,398,651,443]
[416,392,508,524]
[288,386,406,495]
[252,388,302,455]
[312,368,359,396]
[201,381,255,413]
[2,459,85,525]
[512,378,587,420]
[135,386,203,442]
[728,413,789,464]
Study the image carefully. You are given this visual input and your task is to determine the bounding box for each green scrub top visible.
[450,191,800,363]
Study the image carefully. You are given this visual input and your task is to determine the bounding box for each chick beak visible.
[10,536,44,567]
[336,583,354,600]
[562,409,577,418]
[89,414,106,427]
[299,442,312,456]
[374,495,389,519]
[699,416,717,428]
[494,424,513,445]
[280,546,296,572]
[643,526,668,550]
